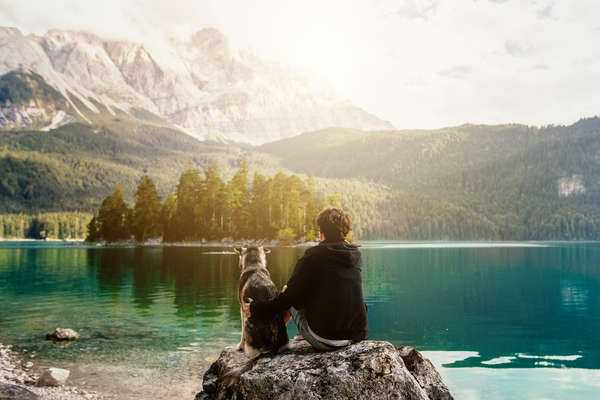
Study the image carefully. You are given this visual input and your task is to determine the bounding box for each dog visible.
[222,246,289,386]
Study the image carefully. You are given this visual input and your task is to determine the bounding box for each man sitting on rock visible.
[245,206,369,351]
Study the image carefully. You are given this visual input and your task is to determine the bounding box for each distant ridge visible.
[0,26,394,144]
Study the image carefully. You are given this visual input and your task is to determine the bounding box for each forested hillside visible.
[2,70,599,241]
[256,119,600,240]
[0,113,245,214]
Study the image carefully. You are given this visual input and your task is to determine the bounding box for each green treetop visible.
[132,175,163,242]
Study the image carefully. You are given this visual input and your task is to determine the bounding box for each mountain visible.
[0,71,76,130]
[2,26,598,241]
[0,26,394,144]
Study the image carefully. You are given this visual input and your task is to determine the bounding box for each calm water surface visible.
[0,241,599,399]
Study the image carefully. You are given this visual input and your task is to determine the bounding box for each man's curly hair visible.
[316,206,353,240]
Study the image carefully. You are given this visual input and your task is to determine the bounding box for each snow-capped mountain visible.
[0,27,394,144]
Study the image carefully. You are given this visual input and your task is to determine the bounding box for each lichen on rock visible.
[196,340,453,400]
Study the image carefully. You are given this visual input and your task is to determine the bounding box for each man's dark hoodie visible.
[250,239,369,341]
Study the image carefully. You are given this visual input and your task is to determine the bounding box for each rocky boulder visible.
[38,368,70,387]
[45,328,79,341]
[196,340,453,400]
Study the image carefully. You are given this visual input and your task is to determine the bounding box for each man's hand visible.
[280,285,292,325]
[244,298,253,316]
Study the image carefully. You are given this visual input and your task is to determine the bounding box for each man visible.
[245,206,369,351]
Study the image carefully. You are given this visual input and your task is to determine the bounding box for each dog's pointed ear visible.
[234,247,243,254]
[263,248,271,254]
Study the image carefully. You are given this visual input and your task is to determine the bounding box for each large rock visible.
[38,368,70,387]
[45,328,79,341]
[196,340,453,400]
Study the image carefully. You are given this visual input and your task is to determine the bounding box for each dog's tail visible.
[221,345,283,387]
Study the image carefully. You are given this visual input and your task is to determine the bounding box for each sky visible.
[1,0,599,130]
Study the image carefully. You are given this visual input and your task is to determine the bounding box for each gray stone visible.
[38,368,70,387]
[195,340,453,400]
[45,328,79,341]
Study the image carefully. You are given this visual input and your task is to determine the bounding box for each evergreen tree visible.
[132,175,163,241]
[160,193,177,242]
[97,183,131,242]
[172,167,204,240]
[225,157,251,238]
[250,172,269,238]
[201,163,225,239]
[86,216,100,242]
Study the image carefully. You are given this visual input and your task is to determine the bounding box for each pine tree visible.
[132,175,163,242]
[173,167,203,240]
[225,157,250,238]
[202,163,225,239]
[160,193,177,242]
[97,183,131,242]
[86,216,99,242]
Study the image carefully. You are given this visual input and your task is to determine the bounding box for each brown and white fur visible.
[222,246,289,386]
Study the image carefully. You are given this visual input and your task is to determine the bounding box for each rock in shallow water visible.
[45,328,79,341]
[196,340,453,400]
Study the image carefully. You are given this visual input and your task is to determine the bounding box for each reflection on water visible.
[1,242,600,399]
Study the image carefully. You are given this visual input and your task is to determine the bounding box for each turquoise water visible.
[1,241,599,399]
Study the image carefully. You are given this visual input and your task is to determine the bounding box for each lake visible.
[1,241,599,399]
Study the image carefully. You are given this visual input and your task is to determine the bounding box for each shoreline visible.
[0,238,84,242]
[0,237,321,247]
[0,342,112,400]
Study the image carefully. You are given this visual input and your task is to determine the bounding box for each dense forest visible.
[1,71,599,241]
[0,71,67,110]
[86,160,333,243]
[256,119,600,240]
[0,212,91,240]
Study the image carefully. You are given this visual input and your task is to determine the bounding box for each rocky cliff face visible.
[0,71,77,130]
[196,340,454,400]
[0,27,394,144]
[0,101,76,131]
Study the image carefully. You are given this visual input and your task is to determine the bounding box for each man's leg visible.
[289,307,335,351]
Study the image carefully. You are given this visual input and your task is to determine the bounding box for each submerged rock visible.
[45,328,79,341]
[98,328,158,340]
[38,368,70,387]
[196,340,453,400]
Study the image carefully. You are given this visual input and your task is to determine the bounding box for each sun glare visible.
[290,26,344,80]
[296,36,341,79]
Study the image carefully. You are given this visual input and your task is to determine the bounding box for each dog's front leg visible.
[236,307,245,351]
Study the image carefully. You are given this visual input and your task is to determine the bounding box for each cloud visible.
[394,1,438,20]
[438,66,473,78]
[505,41,524,56]
[537,3,555,19]
[0,0,149,40]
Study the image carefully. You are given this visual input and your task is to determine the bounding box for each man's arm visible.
[249,255,314,318]
[244,285,292,324]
